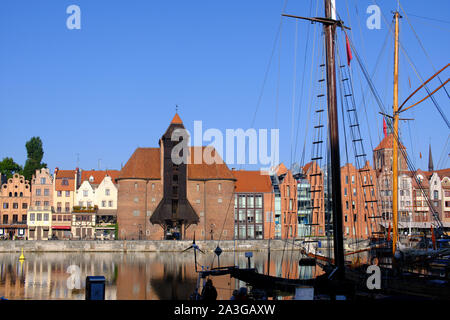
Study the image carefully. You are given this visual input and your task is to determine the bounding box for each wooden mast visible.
[392,11,400,256]
[324,0,345,279]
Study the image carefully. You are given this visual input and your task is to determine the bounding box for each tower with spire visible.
[428,144,434,172]
[150,113,199,239]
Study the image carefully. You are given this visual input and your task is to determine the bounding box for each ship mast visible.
[324,0,345,279]
[282,0,346,280]
[392,11,400,256]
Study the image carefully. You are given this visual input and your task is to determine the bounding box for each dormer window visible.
[89,176,94,183]
[62,179,69,186]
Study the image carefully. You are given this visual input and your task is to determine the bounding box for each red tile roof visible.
[117,146,235,181]
[276,163,288,176]
[54,169,77,191]
[374,134,406,151]
[233,170,272,193]
[118,148,161,180]
[81,170,120,185]
[171,113,183,124]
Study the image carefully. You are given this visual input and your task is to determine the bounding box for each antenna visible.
[176,104,179,113]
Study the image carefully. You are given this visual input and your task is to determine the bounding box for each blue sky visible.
[0,0,448,173]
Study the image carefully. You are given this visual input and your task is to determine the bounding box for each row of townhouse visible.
[373,134,450,236]
[0,168,119,240]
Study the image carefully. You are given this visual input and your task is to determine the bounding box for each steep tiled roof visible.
[187,147,235,180]
[374,134,406,151]
[117,146,235,181]
[276,163,288,176]
[117,148,161,180]
[55,169,76,179]
[54,169,77,191]
[171,113,183,124]
[81,170,120,185]
[233,170,272,193]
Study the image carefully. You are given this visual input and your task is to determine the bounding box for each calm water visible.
[0,250,322,300]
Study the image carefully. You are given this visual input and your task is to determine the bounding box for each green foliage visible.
[0,157,23,179]
[22,137,47,181]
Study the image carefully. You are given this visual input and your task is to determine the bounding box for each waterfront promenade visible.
[0,239,333,253]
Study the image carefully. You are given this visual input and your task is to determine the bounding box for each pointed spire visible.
[171,113,183,124]
[428,143,434,172]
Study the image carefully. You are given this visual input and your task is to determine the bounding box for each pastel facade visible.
[28,168,53,240]
[75,170,119,239]
[0,174,30,239]
[52,168,79,238]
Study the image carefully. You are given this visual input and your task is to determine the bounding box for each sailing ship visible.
[188,0,450,300]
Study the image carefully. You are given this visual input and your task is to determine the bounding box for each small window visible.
[65,191,70,197]
[102,201,106,207]
[196,184,200,192]
[108,201,113,207]
[105,189,110,196]
[83,190,88,197]
[218,183,222,192]
[40,178,46,184]
[44,189,49,196]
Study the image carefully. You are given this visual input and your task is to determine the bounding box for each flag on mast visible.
[346,35,352,66]
[383,117,387,137]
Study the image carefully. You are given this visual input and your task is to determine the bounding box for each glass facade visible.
[234,193,264,240]
[297,178,312,237]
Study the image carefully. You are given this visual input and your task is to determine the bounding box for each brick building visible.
[116,113,236,240]
[340,162,379,240]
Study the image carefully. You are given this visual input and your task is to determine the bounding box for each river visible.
[0,250,322,300]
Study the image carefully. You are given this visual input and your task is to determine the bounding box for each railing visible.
[28,206,53,212]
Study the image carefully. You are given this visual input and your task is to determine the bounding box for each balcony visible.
[28,206,53,212]
[72,205,98,213]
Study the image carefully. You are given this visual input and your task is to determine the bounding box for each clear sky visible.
[0,0,448,174]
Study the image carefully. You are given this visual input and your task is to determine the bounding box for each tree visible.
[22,137,47,181]
[0,157,23,179]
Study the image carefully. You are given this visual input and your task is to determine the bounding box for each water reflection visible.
[0,250,324,300]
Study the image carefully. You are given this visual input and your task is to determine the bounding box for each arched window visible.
[9,192,12,197]
[433,190,439,200]
[20,192,23,197]
[14,192,17,197]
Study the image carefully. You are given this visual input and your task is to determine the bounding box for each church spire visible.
[428,143,434,172]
